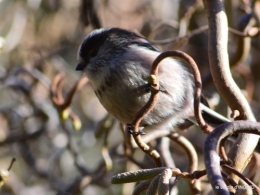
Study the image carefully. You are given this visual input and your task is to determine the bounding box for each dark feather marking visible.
[133,41,160,52]
[104,77,113,88]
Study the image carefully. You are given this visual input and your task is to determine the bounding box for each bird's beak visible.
[75,62,86,71]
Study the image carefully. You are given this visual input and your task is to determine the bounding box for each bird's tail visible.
[200,103,230,127]
[186,103,230,128]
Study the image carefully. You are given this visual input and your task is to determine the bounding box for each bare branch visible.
[202,0,259,184]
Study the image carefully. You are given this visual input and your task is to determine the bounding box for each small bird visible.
[76,28,229,133]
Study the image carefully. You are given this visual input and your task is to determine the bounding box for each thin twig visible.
[151,50,212,133]
[223,164,260,195]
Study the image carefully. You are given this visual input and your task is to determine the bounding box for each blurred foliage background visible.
[0,0,259,194]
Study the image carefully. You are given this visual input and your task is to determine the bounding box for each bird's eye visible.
[89,49,98,57]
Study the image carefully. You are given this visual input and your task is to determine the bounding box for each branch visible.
[202,0,259,184]
[204,121,260,195]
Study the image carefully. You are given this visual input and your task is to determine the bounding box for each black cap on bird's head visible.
[76,28,159,71]
[76,28,142,71]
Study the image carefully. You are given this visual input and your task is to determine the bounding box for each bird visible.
[75,27,229,134]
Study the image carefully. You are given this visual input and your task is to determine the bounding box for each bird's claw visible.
[127,124,146,135]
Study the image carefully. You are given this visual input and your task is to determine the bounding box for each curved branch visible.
[202,0,259,183]
[151,50,212,133]
[168,133,201,195]
[204,121,260,195]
